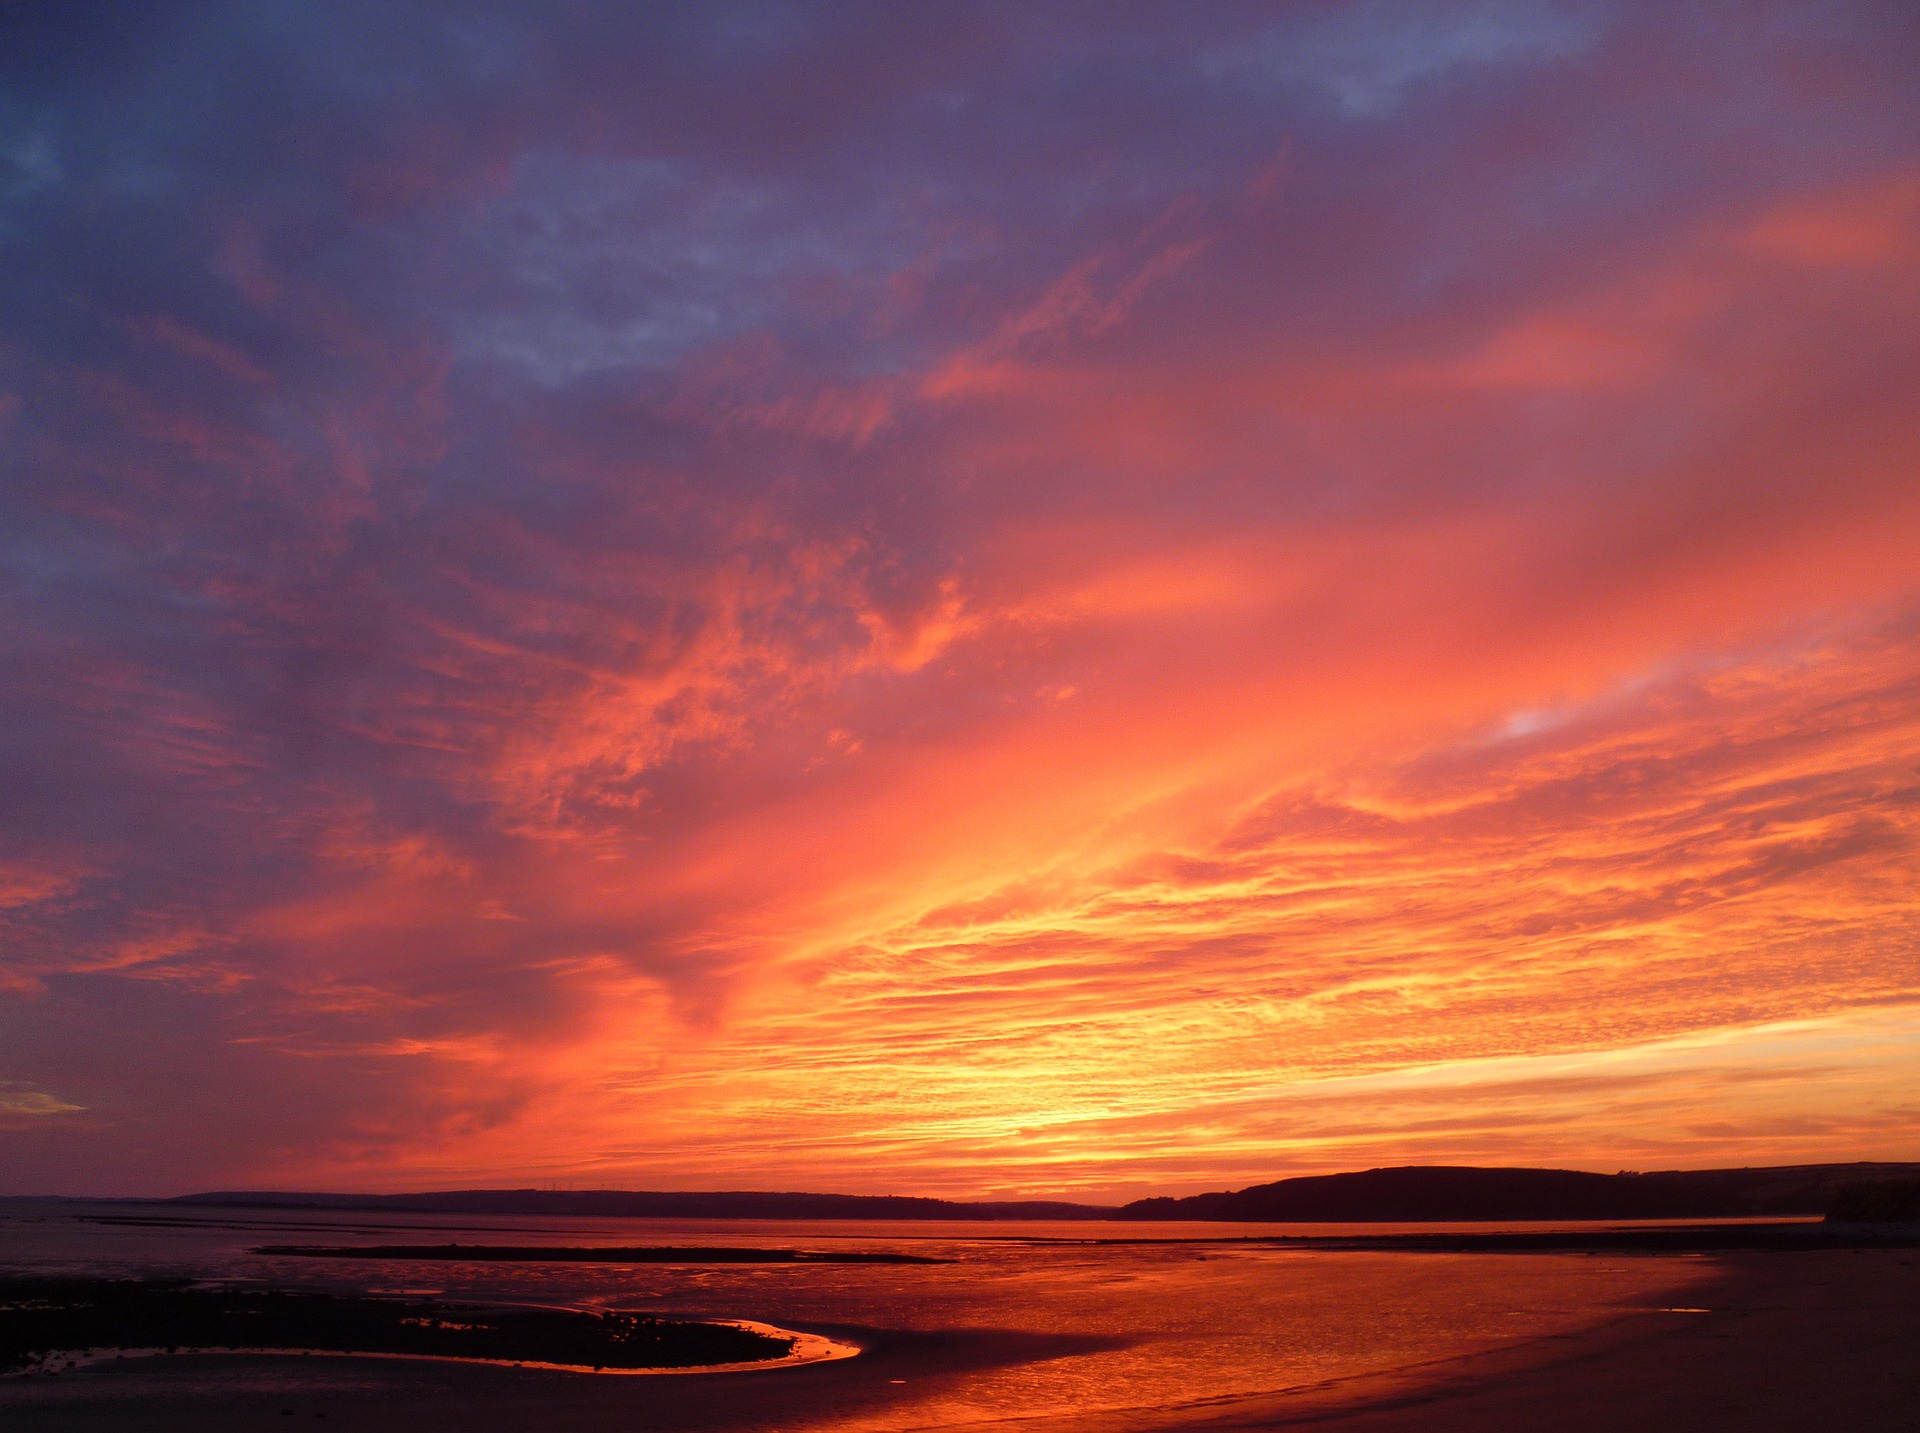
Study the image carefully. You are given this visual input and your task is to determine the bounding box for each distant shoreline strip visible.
[1023,1223,1920,1253]
[250,1225,1920,1260]
[253,1243,945,1264]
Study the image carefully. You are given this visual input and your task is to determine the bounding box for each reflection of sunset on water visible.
[0,1204,1719,1426]
[0,2,1916,1198]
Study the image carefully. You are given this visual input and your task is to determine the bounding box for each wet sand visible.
[0,1251,1911,1432]
[0,1322,1126,1432]
[1174,1249,1920,1433]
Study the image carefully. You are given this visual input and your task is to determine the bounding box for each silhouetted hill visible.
[1115,1162,1920,1221]
[166,1189,1110,1220]
[165,1162,1920,1222]
[1826,1178,1920,1223]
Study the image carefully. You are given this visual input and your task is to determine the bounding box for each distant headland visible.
[150,1161,1920,1223]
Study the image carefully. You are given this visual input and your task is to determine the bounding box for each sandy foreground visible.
[1187,1249,1920,1433]
[0,1250,1912,1433]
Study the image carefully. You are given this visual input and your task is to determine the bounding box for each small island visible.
[0,1278,803,1377]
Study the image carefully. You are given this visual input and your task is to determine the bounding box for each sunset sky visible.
[2,1,1917,1199]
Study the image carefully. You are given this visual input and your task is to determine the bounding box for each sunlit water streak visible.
[0,1202,1717,1428]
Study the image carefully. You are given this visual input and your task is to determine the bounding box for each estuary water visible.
[0,1200,1720,1431]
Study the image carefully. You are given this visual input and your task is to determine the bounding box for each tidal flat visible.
[0,1278,797,1375]
[1,1202,1915,1432]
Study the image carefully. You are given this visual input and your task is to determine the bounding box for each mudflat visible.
[0,1320,1121,1432]
[0,1250,1911,1433]
[0,1279,797,1375]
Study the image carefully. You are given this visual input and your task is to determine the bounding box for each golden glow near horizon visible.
[1,6,1917,1196]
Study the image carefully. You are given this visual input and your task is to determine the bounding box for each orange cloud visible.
[6,14,1919,1197]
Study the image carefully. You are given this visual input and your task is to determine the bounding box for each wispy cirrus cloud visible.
[1,0,1916,1194]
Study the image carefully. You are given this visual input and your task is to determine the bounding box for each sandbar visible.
[21,1320,856,1379]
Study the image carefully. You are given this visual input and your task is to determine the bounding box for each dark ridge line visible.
[162,1161,1920,1223]
[175,1189,1111,1220]
[1017,1222,1920,1253]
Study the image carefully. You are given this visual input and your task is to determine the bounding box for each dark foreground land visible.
[0,1280,790,1375]
[0,1250,1914,1433]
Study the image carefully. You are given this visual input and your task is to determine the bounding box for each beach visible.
[1,1248,1912,1432]
[1186,1249,1920,1433]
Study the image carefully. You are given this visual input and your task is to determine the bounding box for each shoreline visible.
[253,1242,943,1264]
[14,1319,859,1380]
[1160,1248,1919,1432]
[2,1249,1912,1431]
[1022,1219,1918,1254]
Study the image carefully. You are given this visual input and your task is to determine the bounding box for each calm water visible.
[0,1200,1719,1429]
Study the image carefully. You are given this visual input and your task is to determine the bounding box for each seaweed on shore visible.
[0,1278,791,1375]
